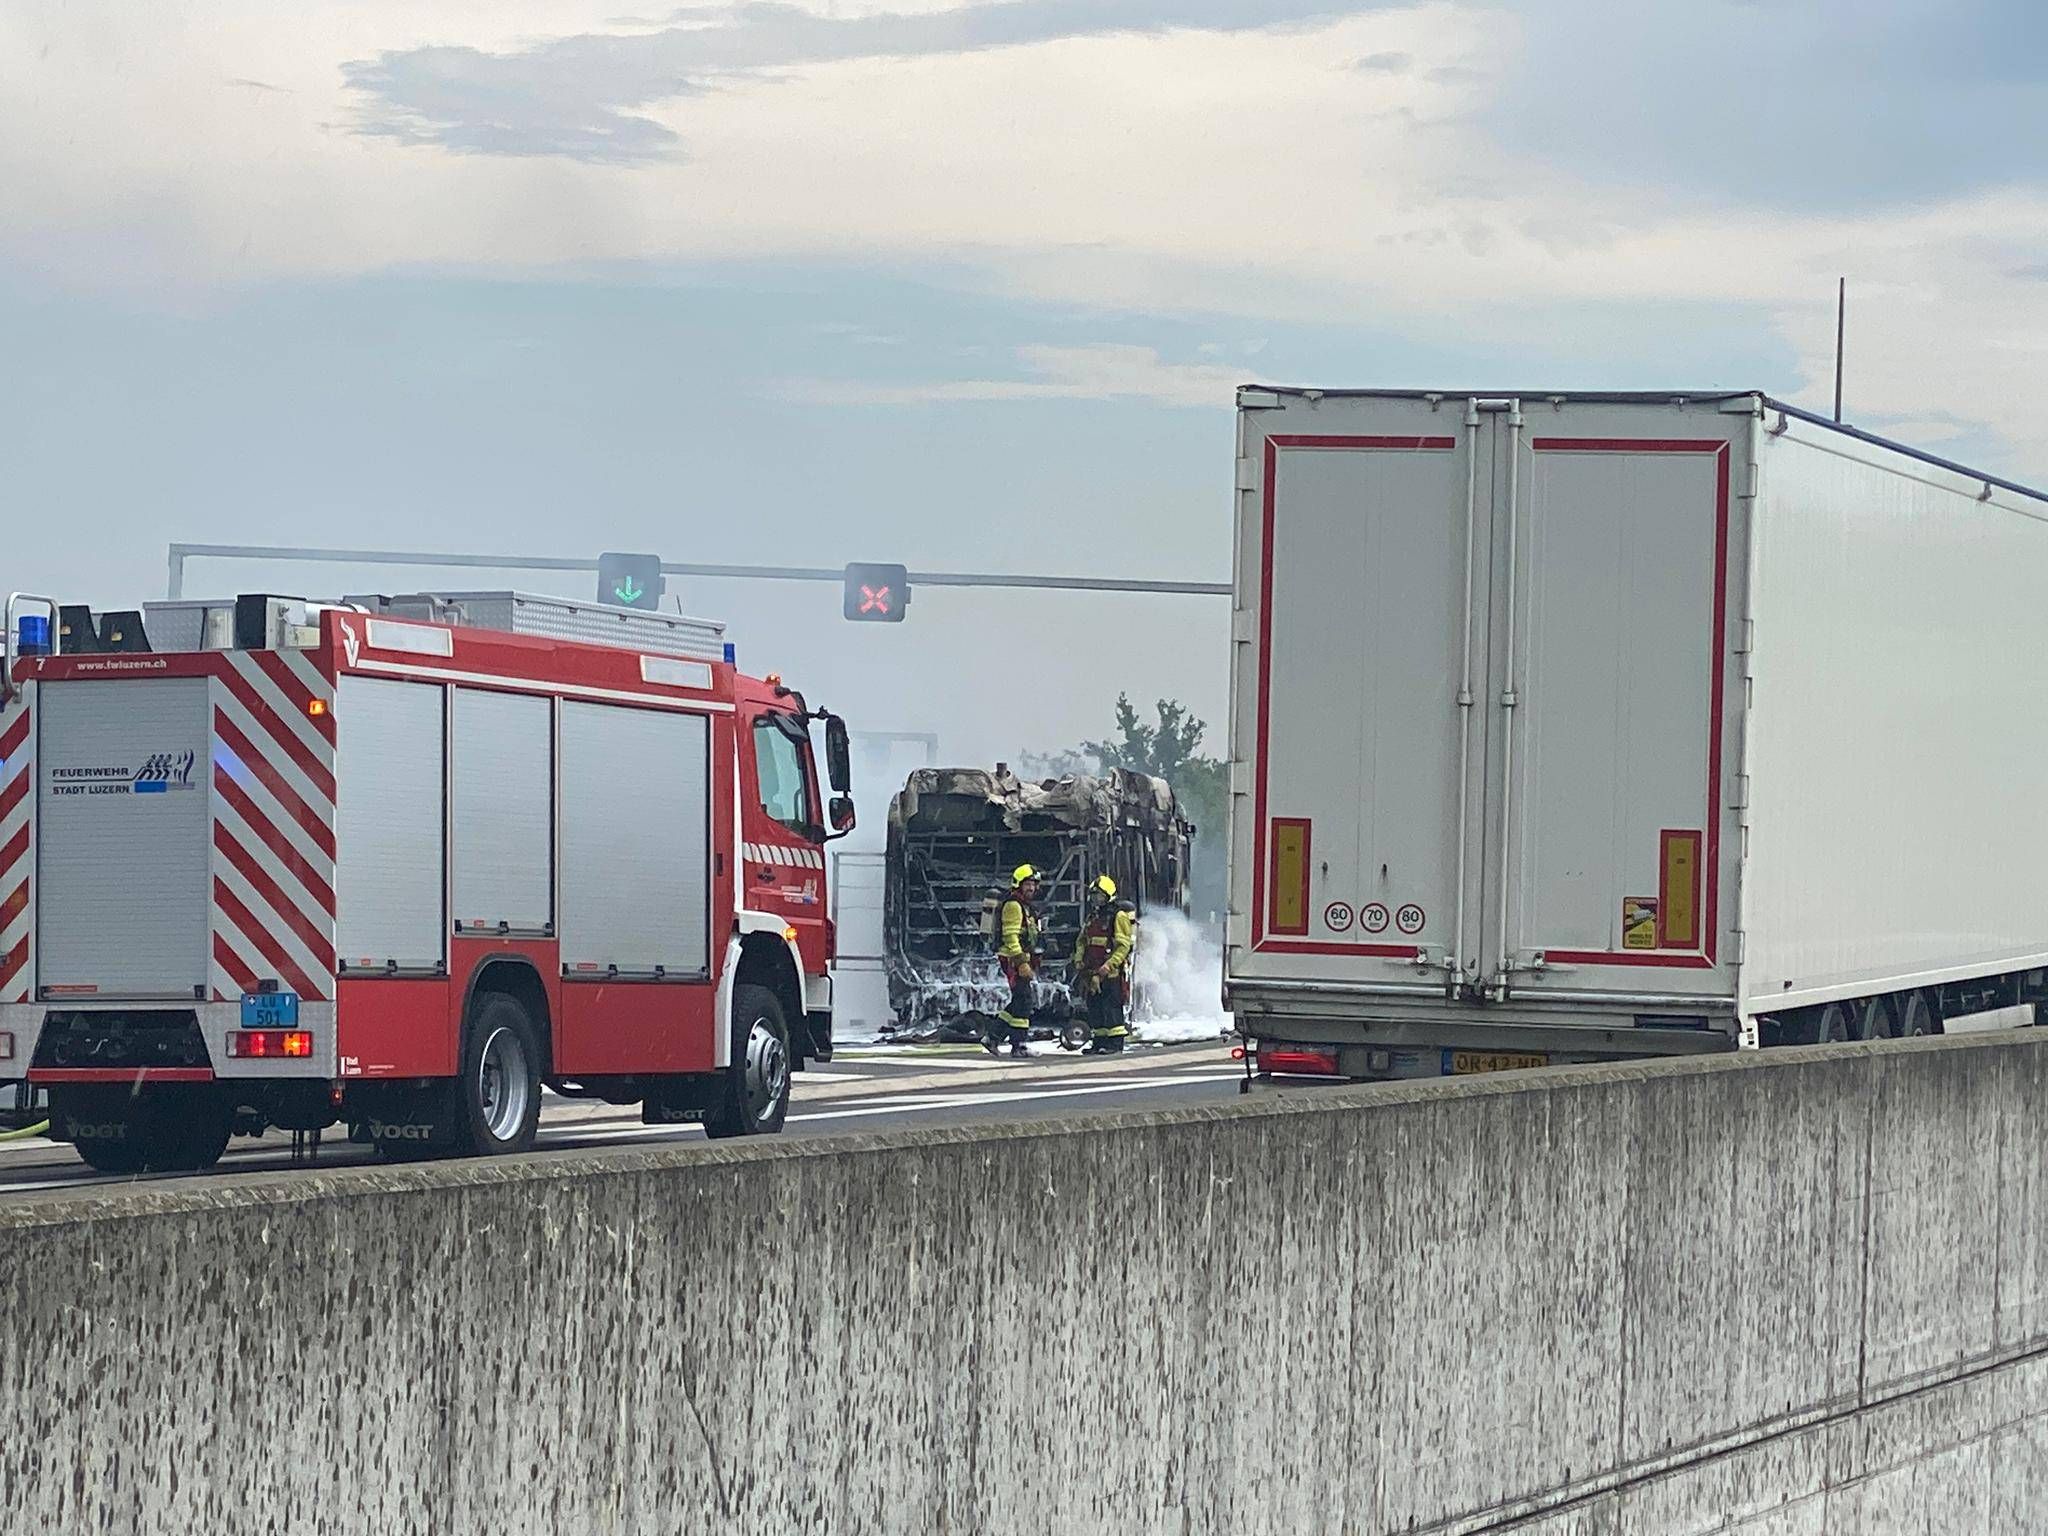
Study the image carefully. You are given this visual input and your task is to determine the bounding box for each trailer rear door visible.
[1241,404,1481,987]
[1486,429,1735,1002]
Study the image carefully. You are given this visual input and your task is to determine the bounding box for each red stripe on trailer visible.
[218,665,337,804]
[1251,432,1457,949]
[1257,940,1423,960]
[213,878,324,1001]
[214,709,336,859]
[1527,437,1726,453]
[211,931,261,997]
[213,766,336,915]
[213,822,334,968]
[250,649,336,746]
[0,708,27,761]
[1269,434,1460,451]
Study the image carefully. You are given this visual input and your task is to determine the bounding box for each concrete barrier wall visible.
[3,1034,2047,1534]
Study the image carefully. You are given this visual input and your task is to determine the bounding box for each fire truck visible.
[0,588,854,1172]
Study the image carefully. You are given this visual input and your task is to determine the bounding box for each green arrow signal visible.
[614,576,644,604]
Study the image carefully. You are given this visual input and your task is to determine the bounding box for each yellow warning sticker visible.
[1269,819,1311,936]
[1622,897,1659,950]
[1660,830,1701,950]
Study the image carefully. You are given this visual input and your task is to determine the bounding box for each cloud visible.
[343,0,1383,161]
[768,343,1241,406]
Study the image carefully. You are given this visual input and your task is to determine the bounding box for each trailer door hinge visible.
[1740,462,1760,501]
[1236,456,1260,491]
[1731,774,1750,811]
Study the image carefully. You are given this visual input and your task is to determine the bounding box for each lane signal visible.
[843,563,910,623]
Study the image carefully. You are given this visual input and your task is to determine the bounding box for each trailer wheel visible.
[1807,1002,1855,1045]
[1897,990,1940,1037]
[1857,994,1898,1042]
[705,983,792,1139]
[451,993,543,1156]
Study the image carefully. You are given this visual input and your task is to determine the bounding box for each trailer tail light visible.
[1258,1046,1339,1077]
[227,1030,314,1059]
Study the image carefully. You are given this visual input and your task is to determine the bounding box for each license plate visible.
[241,991,300,1029]
[1445,1050,1547,1075]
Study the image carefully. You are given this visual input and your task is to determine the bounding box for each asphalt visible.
[0,1037,1247,1196]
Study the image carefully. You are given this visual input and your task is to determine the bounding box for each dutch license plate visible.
[1445,1050,1547,1076]
[241,991,300,1029]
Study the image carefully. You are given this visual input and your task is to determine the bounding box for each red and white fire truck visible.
[0,589,853,1172]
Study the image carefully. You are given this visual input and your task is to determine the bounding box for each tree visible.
[1032,695,1229,920]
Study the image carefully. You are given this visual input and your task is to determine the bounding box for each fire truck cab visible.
[0,589,853,1172]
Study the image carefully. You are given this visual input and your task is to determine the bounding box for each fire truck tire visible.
[55,1089,148,1175]
[704,983,792,1139]
[144,1092,233,1173]
[451,994,544,1156]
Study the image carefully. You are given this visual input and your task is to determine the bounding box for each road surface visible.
[0,1038,1245,1198]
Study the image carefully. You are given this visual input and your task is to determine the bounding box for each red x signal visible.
[843,562,909,621]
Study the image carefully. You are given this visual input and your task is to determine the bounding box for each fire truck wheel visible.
[54,1089,148,1175]
[454,994,544,1155]
[705,983,792,1139]
[143,1092,233,1173]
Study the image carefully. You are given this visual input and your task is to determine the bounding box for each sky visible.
[4,0,2046,777]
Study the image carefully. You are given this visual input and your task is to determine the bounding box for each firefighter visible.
[1073,874,1136,1054]
[988,863,1045,1057]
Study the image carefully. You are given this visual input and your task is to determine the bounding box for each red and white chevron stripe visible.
[0,685,35,1005]
[208,650,336,1003]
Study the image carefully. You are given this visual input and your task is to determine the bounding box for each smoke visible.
[1131,908,1229,1042]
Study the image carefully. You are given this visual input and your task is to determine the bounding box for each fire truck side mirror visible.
[829,795,857,836]
[823,715,852,794]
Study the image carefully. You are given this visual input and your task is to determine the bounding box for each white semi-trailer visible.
[1225,388,2048,1080]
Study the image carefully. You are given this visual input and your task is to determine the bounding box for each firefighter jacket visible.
[1073,901,1136,980]
[997,894,1040,966]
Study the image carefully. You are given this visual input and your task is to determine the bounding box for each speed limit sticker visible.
[1322,901,1355,933]
[1395,903,1426,935]
[1360,903,1391,934]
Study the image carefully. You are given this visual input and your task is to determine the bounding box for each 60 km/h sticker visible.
[1322,901,1355,933]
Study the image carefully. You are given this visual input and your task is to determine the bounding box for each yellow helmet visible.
[1092,874,1117,900]
[1012,863,1044,885]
